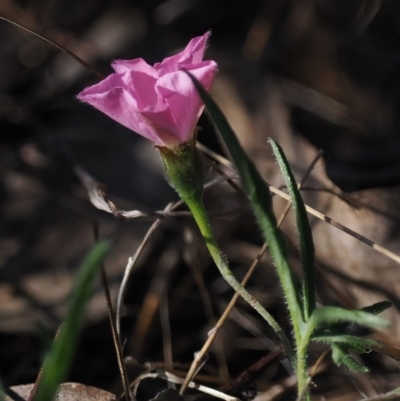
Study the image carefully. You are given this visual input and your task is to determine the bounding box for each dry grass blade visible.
[130,247,178,357]
[94,224,134,401]
[179,148,324,394]
[116,202,176,336]
[160,292,173,375]
[355,390,400,401]
[0,16,105,80]
[101,266,134,401]
[157,370,240,401]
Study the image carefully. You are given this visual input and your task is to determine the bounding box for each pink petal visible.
[77,73,173,145]
[111,58,158,78]
[142,60,217,142]
[154,31,211,75]
[121,69,159,112]
[77,32,217,147]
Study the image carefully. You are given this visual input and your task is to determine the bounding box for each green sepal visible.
[158,137,204,204]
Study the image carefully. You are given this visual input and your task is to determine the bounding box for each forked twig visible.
[179,149,324,394]
[132,370,240,401]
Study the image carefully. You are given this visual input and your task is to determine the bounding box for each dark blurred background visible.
[2,1,400,400]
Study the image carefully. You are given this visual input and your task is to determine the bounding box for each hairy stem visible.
[183,192,295,365]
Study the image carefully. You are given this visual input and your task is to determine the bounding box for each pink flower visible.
[77,32,217,147]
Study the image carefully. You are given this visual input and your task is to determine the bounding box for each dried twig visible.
[94,224,135,401]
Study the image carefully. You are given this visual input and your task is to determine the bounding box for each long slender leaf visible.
[361,301,392,315]
[269,138,315,320]
[312,334,379,353]
[186,72,304,339]
[309,306,388,333]
[313,301,392,336]
[35,241,110,401]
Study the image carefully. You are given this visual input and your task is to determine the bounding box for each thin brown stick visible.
[130,247,178,357]
[94,224,134,401]
[198,142,400,266]
[179,149,324,394]
[220,347,284,392]
[101,267,135,401]
[116,202,176,336]
[0,16,105,80]
[355,390,400,401]
[160,294,173,373]
[184,227,229,381]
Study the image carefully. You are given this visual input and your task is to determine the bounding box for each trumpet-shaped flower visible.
[77,32,217,146]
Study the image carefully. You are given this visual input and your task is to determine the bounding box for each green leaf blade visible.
[361,301,392,315]
[311,306,388,331]
[35,241,110,401]
[312,334,380,353]
[269,138,316,320]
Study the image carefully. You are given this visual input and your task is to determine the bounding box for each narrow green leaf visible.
[312,334,379,353]
[331,344,368,373]
[186,72,304,338]
[310,306,388,333]
[361,301,392,315]
[269,138,316,320]
[35,241,110,401]
[312,301,392,335]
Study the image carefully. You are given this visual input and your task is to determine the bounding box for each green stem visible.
[184,192,295,365]
[296,319,318,401]
[297,338,310,401]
